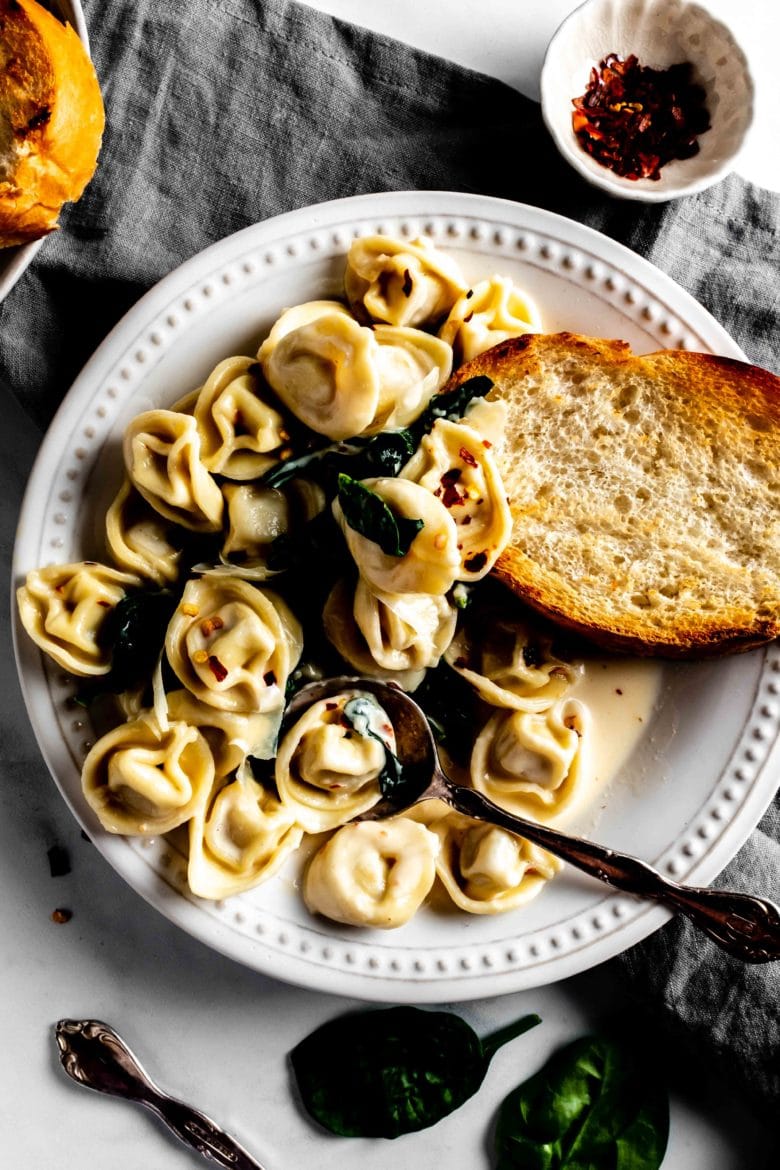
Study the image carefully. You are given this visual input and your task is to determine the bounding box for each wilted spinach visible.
[341,695,411,803]
[76,589,178,706]
[263,430,416,492]
[415,373,494,435]
[494,1035,669,1170]
[291,1006,541,1139]
[337,473,423,557]
[413,660,480,767]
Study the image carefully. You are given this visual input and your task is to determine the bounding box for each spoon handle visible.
[443,784,780,963]
[55,1020,267,1170]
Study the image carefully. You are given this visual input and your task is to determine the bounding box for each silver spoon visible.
[55,1019,267,1169]
[283,676,780,964]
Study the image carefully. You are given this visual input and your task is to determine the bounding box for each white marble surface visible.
[3,2,778,1166]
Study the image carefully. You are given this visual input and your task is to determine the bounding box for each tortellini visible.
[216,480,325,580]
[274,692,393,831]
[166,689,280,779]
[259,300,451,440]
[192,356,289,479]
[303,818,439,928]
[187,761,303,899]
[401,418,512,581]
[105,480,182,586]
[123,409,223,532]
[439,275,542,363]
[423,810,561,914]
[446,614,579,712]
[81,714,215,835]
[324,577,456,689]
[345,234,467,328]
[17,562,139,676]
[165,575,302,713]
[333,477,460,596]
[470,699,590,822]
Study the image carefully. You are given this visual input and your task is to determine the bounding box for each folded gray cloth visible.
[2,0,777,1115]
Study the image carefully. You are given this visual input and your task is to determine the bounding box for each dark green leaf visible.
[341,695,411,803]
[291,1006,540,1139]
[337,473,423,557]
[416,374,494,434]
[263,430,416,491]
[78,589,178,705]
[494,1036,669,1170]
[413,660,480,767]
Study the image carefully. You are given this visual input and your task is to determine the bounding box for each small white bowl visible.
[541,0,754,201]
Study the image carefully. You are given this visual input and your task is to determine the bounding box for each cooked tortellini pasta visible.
[123,409,223,532]
[165,575,302,713]
[17,562,139,676]
[333,477,460,596]
[324,577,456,688]
[216,480,325,580]
[259,301,451,440]
[81,713,215,835]
[423,810,561,913]
[401,418,512,581]
[275,692,392,831]
[446,614,579,712]
[166,689,280,779]
[439,275,542,363]
[105,480,182,586]
[470,699,590,822]
[303,818,439,928]
[193,355,289,479]
[187,761,303,899]
[345,234,467,328]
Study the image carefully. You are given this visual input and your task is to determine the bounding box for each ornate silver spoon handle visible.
[445,783,780,963]
[55,1019,267,1169]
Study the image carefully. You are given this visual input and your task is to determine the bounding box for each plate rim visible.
[12,189,780,1002]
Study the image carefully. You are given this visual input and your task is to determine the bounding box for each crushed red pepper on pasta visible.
[571,53,711,181]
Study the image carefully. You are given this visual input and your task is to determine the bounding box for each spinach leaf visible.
[291,1006,540,1139]
[341,695,410,803]
[263,430,416,492]
[494,1036,668,1170]
[76,589,178,706]
[416,373,494,434]
[413,660,480,767]
[337,473,423,557]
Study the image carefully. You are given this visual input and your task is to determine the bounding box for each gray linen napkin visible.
[2,0,777,1114]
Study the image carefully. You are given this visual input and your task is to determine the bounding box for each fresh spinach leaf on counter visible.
[291,1005,541,1139]
[494,1035,669,1170]
[337,473,423,557]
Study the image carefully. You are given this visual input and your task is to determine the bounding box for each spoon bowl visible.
[282,676,780,964]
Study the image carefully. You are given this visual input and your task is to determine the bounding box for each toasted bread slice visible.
[445,332,780,656]
[0,0,104,247]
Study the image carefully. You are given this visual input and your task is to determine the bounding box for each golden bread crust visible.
[444,332,780,657]
[0,0,104,247]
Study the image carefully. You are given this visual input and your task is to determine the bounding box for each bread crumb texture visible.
[446,333,780,656]
[0,0,104,246]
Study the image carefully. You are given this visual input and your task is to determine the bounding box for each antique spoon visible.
[283,676,780,963]
[55,1019,267,1169]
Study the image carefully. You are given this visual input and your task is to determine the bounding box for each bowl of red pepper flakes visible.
[541,0,754,201]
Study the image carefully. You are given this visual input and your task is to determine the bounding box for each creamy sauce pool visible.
[566,655,662,819]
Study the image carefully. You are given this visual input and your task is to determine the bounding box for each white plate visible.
[12,191,780,1001]
[0,1,90,304]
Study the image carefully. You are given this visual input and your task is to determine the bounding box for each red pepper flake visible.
[463,311,474,323]
[402,268,413,297]
[464,550,488,574]
[571,53,710,181]
[200,615,225,637]
[263,671,277,686]
[440,468,465,508]
[465,289,473,299]
[615,687,624,695]
[454,655,469,669]
[459,446,478,468]
[208,655,228,682]
[51,908,73,924]
[97,600,111,608]
[482,439,492,449]
[325,701,338,710]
